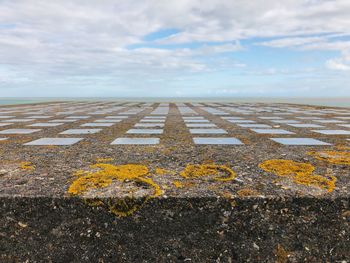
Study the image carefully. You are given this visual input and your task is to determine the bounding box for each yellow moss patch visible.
[237,188,261,197]
[68,163,162,217]
[259,159,336,192]
[173,180,184,188]
[275,244,289,263]
[19,161,35,170]
[180,164,236,181]
[308,150,350,165]
[155,168,175,175]
[96,158,114,163]
[68,163,150,195]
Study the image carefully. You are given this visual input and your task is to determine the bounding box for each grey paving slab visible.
[6,119,35,122]
[189,128,227,134]
[314,120,346,123]
[105,116,128,119]
[94,119,122,123]
[259,117,284,120]
[0,123,13,127]
[60,129,102,135]
[186,123,217,128]
[24,137,83,146]
[66,116,90,119]
[312,129,350,135]
[81,123,114,127]
[227,120,256,123]
[288,123,324,128]
[335,116,350,120]
[27,116,53,119]
[135,123,165,127]
[144,116,167,119]
[28,123,64,127]
[193,137,243,145]
[270,138,331,145]
[184,119,210,123]
[126,129,163,134]
[271,120,300,124]
[182,116,204,119]
[49,119,78,123]
[296,116,323,120]
[0,129,41,134]
[111,137,160,145]
[140,119,166,123]
[237,124,272,128]
[222,116,244,120]
[251,129,295,134]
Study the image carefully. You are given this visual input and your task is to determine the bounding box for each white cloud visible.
[0,0,350,96]
[326,51,350,71]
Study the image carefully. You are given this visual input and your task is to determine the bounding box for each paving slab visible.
[270,138,331,145]
[0,123,13,127]
[193,137,243,145]
[189,128,227,134]
[0,128,41,134]
[312,129,350,135]
[60,129,102,135]
[251,128,295,134]
[134,123,165,127]
[28,122,64,127]
[288,123,324,128]
[81,123,115,127]
[24,138,83,146]
[126,129,163,134]
[111,137,160,145]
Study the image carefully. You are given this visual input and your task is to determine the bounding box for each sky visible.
[0,0,350,97]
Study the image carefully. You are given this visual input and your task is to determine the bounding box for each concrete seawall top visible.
[0,101,348,201]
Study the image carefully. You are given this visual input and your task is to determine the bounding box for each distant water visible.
[0,97,349,108]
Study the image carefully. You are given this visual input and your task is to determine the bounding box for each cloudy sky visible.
[0,0,350,97]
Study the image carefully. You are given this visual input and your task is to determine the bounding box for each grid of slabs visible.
[0,102,347,147]
[112,115,166,145]
[176,104,198,115]
[183,116,242,145]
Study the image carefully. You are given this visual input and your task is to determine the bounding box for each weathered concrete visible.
[0,101,349,262]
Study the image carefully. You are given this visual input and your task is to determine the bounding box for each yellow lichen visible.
[155,168,175,175]
[237,188,261,197]
[275,244,289,263]
[180,164,236,181]
[68,163,162,217]
[308,150,350,165]
[259,159,336,192]
[96,158,114,163]
[173,180,184,188]
[19,161,35,170]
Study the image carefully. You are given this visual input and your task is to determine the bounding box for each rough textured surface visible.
[0,101,349,262]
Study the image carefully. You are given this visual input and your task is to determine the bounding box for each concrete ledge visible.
[1,196,349,262]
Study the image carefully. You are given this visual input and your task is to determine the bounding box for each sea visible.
[0,97,349,108]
